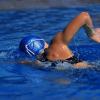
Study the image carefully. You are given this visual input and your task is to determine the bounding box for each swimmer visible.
[19,12,100,68]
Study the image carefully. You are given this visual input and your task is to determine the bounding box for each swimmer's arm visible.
[19,60,34,65]
[73,61,92,68]
[19,60,42,66]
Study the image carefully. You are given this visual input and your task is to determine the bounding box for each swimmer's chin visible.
[73,61,92,68]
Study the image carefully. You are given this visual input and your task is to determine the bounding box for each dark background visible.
[0,0,100,10]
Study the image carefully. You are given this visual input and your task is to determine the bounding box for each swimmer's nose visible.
[45,42,49,49]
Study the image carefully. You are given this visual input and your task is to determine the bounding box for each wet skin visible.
[45,12,100,68]
[20,12,100,68]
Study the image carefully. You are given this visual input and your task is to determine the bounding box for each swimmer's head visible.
[19,36,48,56]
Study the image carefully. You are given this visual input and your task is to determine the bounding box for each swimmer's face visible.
[40,42,48,54]
[44,42,49,49]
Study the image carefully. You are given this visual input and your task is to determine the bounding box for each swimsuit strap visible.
[37,51,82,65]
[64,56,82,64]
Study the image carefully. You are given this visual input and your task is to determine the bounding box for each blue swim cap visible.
[19,35,45,56]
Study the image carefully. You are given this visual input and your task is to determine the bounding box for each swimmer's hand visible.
[73,61,92,68]
[90,28,100,43]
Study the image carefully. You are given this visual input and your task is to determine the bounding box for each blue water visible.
[0,4,100,100]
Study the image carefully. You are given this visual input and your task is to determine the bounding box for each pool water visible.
[0,4,100,100]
